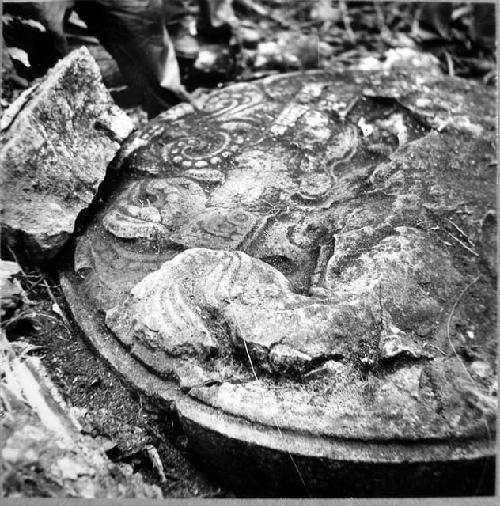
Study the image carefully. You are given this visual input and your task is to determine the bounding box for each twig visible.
[6,245,27,278]
[3,309,69,339]
[5,246,54,295]
[234,0,292,29]
[339,1,355,44]
[235,0,267,17]
[144,445,168,484]
[445,231,479,257]
[483,69,496,85]
[427,344,446,356]
[240,334,258,381]
[2,310,34,329]
[340,96,359,121]
[443,51,454,76]
[446,275,492,443]
[446,218,474,245]
[41,278,72,332]
[434,235,453,249]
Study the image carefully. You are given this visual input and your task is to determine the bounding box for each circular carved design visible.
[64,70,497,495]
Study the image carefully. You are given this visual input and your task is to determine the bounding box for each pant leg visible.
[4,1,72,60]
[471,3,495,49]
[74,0,181,115]
[198,0,236,34]
[163,0,191,27]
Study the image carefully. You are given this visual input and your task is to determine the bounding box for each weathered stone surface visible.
[106,248,362,383]
[63,70,496,495]
[0,46,133,263]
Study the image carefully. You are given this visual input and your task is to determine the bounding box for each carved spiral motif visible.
[161,87,267,170]
[202,86,264,118]
[103,178,207,240]
[166,129,241,169]
[174,208,258,250]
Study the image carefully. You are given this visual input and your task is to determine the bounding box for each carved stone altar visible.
[61,70,497,496]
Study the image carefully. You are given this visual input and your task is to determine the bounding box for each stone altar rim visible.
[60,271,495,462]
[62,69,496,493]
[60,268,495,496]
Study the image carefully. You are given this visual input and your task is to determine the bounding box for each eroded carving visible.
[71,70,497,443]
[103,178,207,239]
[105,248,362,377]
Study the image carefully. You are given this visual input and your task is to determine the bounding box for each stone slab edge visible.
[59,269,495,465]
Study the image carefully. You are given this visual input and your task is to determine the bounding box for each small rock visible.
[379,332,428,361]
[356,48,441,76]
[358,117,374,137]
[303,360,347,380]
[376,113,408,145]
[469,361,492,379]
[383,48,441,75]
[0,260,24,318]
[0,47,133,264]
[55,456,93,480]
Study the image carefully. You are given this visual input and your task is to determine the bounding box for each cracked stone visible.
[61,70,496,495]
[0,354,161,498]
[0,47,133,263]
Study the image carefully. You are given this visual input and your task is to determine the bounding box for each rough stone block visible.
[0,46,133,263]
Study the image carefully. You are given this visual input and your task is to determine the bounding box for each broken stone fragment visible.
[379,331,431,361]
[0,349,161,498]
[469,361,493,380]
[302,360,347,381]
[0,260,25,319]
[0,46,133,264]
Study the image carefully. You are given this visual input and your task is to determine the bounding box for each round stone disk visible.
[61,70,497,496]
